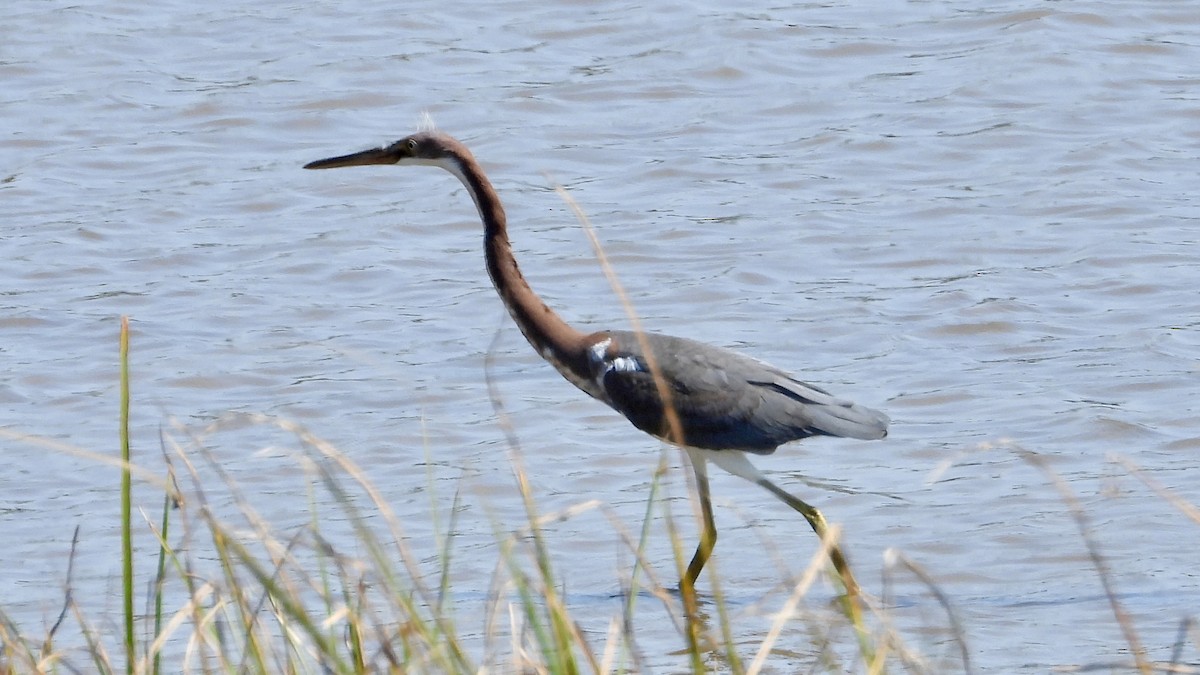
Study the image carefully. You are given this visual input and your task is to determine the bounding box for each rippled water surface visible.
[4,0,1199,671]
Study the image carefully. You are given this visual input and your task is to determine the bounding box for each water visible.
[3,0,1199,671]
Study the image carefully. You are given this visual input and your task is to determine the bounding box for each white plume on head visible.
[418,111,437,132]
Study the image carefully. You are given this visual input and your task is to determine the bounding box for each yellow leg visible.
[756,478,860,597]
[755,477,871,658]
[678,455,717,663]
[679,456,714,624]
[683,457,717,591]
[684,448,873,662]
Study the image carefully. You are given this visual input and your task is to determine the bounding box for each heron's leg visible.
[697,449,869,654]
[683,455,717,590]
[756,477,875,661]
[678,450,715,646]
[755,477,860,598]
[698,449,861,597]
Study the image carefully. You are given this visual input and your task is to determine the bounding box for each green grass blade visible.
[119,316,134,675]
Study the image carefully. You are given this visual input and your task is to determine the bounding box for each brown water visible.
[4,0,1199,671]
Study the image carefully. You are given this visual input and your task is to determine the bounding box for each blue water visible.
[3,0,1198,671]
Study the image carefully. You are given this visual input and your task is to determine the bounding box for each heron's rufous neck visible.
[442,149,596,393]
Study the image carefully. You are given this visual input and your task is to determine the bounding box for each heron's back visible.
[595,330,888,452]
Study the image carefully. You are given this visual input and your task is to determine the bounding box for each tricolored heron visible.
[305,131,888,599]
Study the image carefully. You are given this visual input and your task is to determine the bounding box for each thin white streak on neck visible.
[414,156,484,220]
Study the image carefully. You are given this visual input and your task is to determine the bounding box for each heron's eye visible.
[407,138,418,151]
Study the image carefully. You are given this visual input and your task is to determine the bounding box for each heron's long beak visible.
[304,146,395,170]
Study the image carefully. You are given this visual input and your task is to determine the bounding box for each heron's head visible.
[304,131,465,171]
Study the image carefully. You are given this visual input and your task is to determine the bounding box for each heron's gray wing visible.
[598,331,887,452]
[746,374,889,441]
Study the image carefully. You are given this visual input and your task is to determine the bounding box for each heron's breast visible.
[539,345,605,401]
[585,336,646,393]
